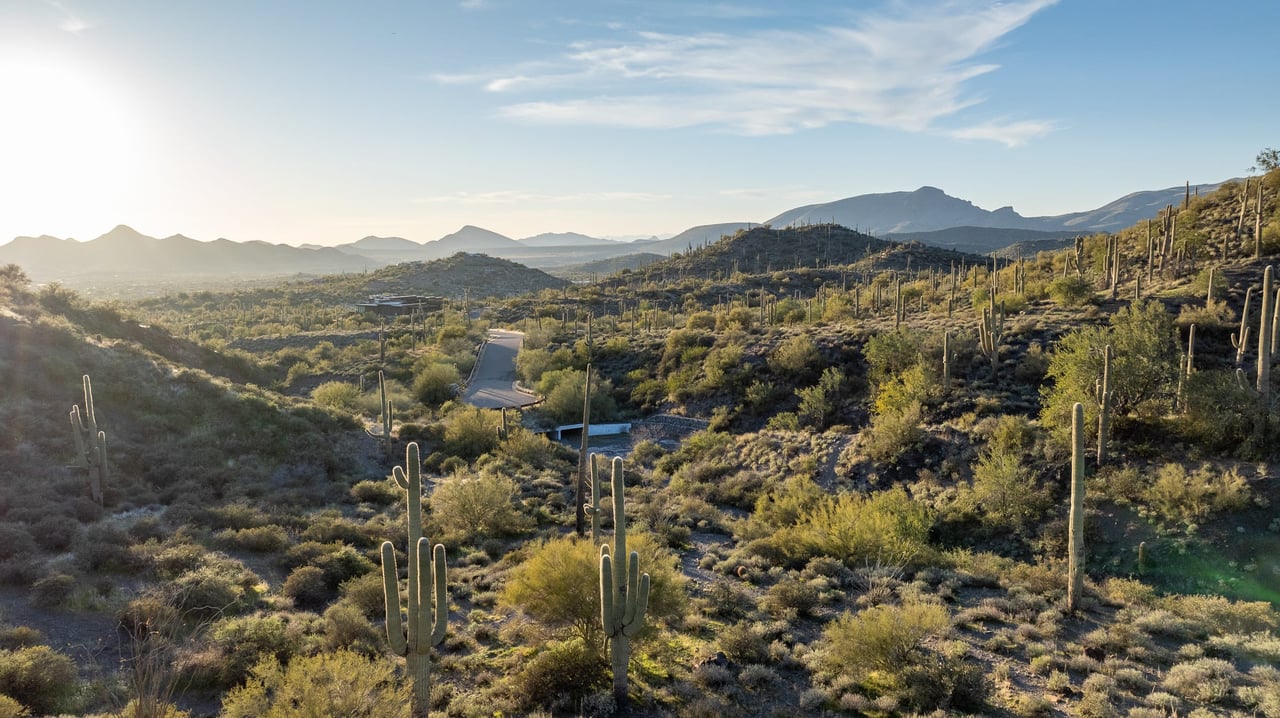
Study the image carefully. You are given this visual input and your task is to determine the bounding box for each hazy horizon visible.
[2,1,1275,248]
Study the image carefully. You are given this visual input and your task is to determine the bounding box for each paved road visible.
[461,329,541,409]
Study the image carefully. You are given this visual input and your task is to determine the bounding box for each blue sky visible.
[1,0,1275,246]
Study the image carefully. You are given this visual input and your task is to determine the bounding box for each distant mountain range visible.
[0,181,1226,286]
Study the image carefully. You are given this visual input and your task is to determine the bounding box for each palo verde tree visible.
[1040,299,1179,449]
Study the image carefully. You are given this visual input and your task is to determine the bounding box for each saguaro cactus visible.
[378,370,393,452]
[1233,286,1254,368]
[1067,402,1086,612]
[381,442,447,717]
[584,453,604,546]
[69,374,106,506]
[978,294,1004,381]
[1095,345,1113,465]
[1256,266,1274,444]
[599,457,650,708]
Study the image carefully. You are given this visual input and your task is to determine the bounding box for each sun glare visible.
[0,54,143,239]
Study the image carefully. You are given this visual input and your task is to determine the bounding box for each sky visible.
[1,0,1276,247]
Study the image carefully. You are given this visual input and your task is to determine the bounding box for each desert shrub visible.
[862,401,923,462]
[0,695,28,718]
[968,415,1047,531]
[864,329,922,387]
[511,638,608,712]
[767,334,820,380]
[0,645,78,715]
[774,486,933,567]
[412,361,460,406]
[0,627,43,651]
[537,368,617,425]
[28,573,75,608]
[818,601,950,685]
[210,613,299,686]
[1041,299,1178,445]
[76,522,145,574]
[170,555,262,618]
[339,572,387,619]
[219,650,409,717]
[1047,275,1094,306]
[283,566,331,610]
[698,343,747,396]
[311,381,361,413]
[1160,657,1237,704]
[430,470,529,542]
[718,622,770,664]
[215,525,289,553]
[440,405,500,459]
[763,576,821,617]
[28,515,79,552]
[502,533,686,653]
[322,601,380,654]
[350,479,397,505]
[895,652,990,713]
[795,367,846,430]
[1177,370,1256,451]
[1145,463,1251,525]
[301,514,377,548]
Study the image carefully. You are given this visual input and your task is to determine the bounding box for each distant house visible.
[356,294,445,317]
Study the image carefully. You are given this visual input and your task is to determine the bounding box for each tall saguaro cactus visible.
[381,442,447,717]
[584,453,604,546]
[1255,265,1274,444]
[1067,402,1086,612]
[1095,345,1114,465]
[69,374,106,506]
[378,370,393,453]
[978,294,1003,381]
[599,457,651,708]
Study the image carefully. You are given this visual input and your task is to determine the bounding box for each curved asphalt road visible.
[461,329,541,409]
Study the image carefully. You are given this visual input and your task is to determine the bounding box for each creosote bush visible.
[219,650,409,717]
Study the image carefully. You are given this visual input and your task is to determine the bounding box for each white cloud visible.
[443,0,1058,143]
[947,118,1058,147]
[45,0,91,34]
[459,0,488,9]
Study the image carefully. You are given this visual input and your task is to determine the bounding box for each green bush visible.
[412,361,460,406]
[818,601,950,683]
[511,638,608,711]
[283,566,331,610]
[350,479,397,505]
[1145,463,1251,525]
[968,415,1047,531]
[440,405,500,459]
[0,695,28,718]
[322,601,380,654]
[219,650,409,717]
[215,525,289,553]
[1047,275,1094,306]
[767,335,820,380]
[210,613,299,686]
[502,533,686,654]
[28,574,75,608]
[311,381,361,413]
[430,470,529,542]
[1040,299,1177,445]
[774,486,933,567]
[0,645,78,715]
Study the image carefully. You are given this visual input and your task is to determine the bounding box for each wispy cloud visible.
[413,190,671,205]
[439,0,1057,143]
[45,0,91,34]
[459,0,488,9]
[947,118,1058,148]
